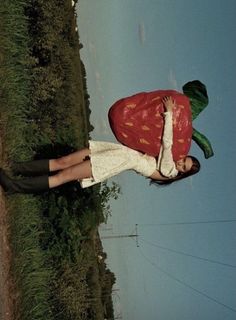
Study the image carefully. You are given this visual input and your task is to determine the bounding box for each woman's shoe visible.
[0,168,49,194]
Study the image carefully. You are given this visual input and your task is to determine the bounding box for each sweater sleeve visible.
[157,111,178,178]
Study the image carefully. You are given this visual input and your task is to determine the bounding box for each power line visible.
[139,219,236,227]
[139,237,236,269]
[138,247,236,314]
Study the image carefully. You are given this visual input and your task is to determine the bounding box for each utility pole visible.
[101,224,139,247]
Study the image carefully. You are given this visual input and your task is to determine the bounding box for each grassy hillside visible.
[0,0,118,319]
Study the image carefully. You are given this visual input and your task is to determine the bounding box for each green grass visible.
[0,0,117,319]
[8,196,54,320]
[0,1,55,319]
[0,0,33,160]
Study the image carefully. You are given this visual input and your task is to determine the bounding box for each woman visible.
[0,97,200,194]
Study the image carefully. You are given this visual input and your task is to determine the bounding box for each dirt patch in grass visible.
[0,134,14,320]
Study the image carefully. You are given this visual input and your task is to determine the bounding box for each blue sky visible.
[77,1,236,319]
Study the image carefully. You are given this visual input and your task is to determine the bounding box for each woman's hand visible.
[162,96,175,112]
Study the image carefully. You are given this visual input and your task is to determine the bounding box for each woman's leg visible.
[49,159,92,188]
[12,148,91,176]
[49,148,90,172]
[0,159,92,194]
[0,169,49,194]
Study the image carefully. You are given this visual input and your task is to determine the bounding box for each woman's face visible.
[175,157,193,173]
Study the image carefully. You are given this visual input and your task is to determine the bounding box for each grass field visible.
[0,1,117,319]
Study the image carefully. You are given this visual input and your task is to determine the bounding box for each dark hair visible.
[150,156,200,186]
